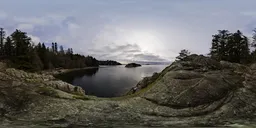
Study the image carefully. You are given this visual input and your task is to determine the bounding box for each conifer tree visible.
[59,45,64,54]
[0,28,6,56]
[54,42,58,53]
[4,36,13,57]
[176,49,190,60]
[0,27,100,71]
[210,30,230,61]
[210,30,250,63]
[51,42,54,52]
[11,29,31,56]
[31,49,43,71]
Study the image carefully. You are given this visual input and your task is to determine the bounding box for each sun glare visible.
[127,31,163,53]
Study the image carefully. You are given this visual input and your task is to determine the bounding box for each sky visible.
[1,0,256,63]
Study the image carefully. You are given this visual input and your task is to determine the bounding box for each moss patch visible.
[36,86,59,98]
[72,95,90,100]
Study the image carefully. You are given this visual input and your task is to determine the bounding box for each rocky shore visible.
[40,67,99,76]
[1,54,256,127]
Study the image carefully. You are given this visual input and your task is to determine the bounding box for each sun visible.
[126,31,163,53]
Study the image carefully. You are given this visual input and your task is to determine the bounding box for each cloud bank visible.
[1,0,256,62]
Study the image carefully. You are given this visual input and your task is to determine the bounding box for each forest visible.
[177,29,256,64]
[0,28,99,72]
[2,27,256,72]
[99,60,122,65]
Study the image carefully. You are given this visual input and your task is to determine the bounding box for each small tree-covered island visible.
[125,63,142,68]
[1,27,256,127]
[99,60,122,65]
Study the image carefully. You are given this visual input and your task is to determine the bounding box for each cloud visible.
[13,17,49,26]
[17,23,35,32]
[100,44,142,53]
[1,0,256,62]
[89,43,168,62]
[0,11,7,19]
[28,34,41,44]
[1,11,78,42]
[133,53,168,62]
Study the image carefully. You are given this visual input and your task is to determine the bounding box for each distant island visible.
[99,60,122,65]
[129,61,171,65]
[125,63,142,68]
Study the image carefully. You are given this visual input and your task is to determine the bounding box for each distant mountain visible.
[99,60,122,65]
[129,61,171,65]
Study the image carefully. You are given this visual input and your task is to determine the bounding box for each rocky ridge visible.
[0,55,256,127]
[0,63,85,97]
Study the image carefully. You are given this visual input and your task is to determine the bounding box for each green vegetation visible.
[176,49,191,61]
[36,86,59,98]
[72,95,90,100]
[0,28,99,72]
[119,29,256,99]
[2,26,256,101]
[1,85,32,113]
[125,63,141,68]
[179,29,256,64]
[99,60,122,65]
[210,30,251,63]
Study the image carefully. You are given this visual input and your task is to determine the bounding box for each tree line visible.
[177,29,256,64]
[0,28,99,72]
[2,27,255,72]
[210,30,250,63]
[99,60,122,65]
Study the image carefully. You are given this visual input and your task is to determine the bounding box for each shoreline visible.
[40,65,124,76]
[40,66,100,76]
[40,64,168,76]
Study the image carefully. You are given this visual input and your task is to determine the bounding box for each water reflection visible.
[55,68,99,83]
[56,65,167,97]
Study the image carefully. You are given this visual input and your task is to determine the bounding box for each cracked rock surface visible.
[1,55,256,127]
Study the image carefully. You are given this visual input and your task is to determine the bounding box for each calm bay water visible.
[56,65,167,97]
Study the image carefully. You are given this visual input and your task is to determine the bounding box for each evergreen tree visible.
[210,30,250,63]
[59,45,64,54]
[4,36,13,57]
[0,28,6,56]
[176,49,190,60]
[30,49,43,71]
[67,48,71,55]
[11,29,31,56]
[241,36,251,63]
[40,43,51,69]
[0,27,99,72]
[226,30,250,63]
[70,48,73,54]
[36,43,43,63]
[54,42,58,53]
[252,28,256,48]
[251,28,256,61]
[51,42,54,52]
[210,30,230,61]
[37,42,42,50]
[42,43,46,51]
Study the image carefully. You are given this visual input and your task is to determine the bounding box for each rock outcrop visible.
[126,72,160,95]
[1,55,256,127]
[2,68,85,96]
[125,63,142,68]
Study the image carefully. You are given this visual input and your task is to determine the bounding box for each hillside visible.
[0,55,256,127]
